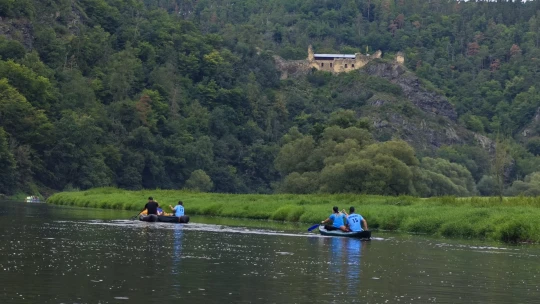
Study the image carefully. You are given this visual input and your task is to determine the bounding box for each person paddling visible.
[342,206,368,232]
[169,201,184,217]
[321,206,348,232]
[141,197,159,216]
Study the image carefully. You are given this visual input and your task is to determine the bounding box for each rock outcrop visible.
[364,62,457,121]
[520,107,540,139]
[0,17,33,49]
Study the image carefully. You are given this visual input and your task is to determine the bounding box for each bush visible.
[496,220,532,243]
[439,221,476,239]
[526,138,540,156]
[477,175,496,196]
[307,71,332,87]
[185,170,214,192]
[271,205,304,221]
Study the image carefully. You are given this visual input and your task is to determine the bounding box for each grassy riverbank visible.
[48,188,540,243]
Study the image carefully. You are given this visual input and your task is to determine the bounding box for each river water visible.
[1,201,539,303]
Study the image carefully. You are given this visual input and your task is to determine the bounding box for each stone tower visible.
[308,45,314,61]
[396,52,405,65]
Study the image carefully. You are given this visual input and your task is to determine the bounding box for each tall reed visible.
[48,188,540,243]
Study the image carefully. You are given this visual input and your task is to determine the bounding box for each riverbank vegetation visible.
[49,188,540,244]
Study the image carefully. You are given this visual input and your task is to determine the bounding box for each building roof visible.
[314,54,355,59]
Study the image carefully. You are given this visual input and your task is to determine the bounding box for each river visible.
[1,201,539,303]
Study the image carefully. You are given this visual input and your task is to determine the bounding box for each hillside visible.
[0,0,538,197]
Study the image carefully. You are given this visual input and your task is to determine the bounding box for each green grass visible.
[47,188,540,244]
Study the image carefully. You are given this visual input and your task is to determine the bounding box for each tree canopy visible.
[1,0,540,196]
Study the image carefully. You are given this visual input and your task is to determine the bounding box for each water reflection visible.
[329,237,345,279]
[2,201,540,304]
[326,237,364,290]
[345,239,362,287]
[171,226,184,271]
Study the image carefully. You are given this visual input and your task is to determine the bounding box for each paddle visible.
[307,224,320,232]
[130,209,145,220]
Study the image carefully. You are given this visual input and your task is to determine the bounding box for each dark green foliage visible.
[477,175,497,196]
[506,172,540,197]
[526,138,540,156]
[185,169,214,192]
[437,145,491,182]
[0,0,34,18]
[415,158,477,197]
[1,0,540,196]
[0,37,26,60]
[275,125,475,197]
[0,128,16,194]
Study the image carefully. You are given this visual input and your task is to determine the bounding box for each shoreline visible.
[47,187,540,244]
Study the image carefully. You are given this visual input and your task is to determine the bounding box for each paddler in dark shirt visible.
[143,197,159,215]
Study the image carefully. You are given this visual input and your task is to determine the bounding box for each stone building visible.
[308,45,383,73]
[274,46,404,79]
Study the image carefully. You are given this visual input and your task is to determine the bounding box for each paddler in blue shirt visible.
[342,206,368,232]
[321,206,348,232]
[169,201,185,217]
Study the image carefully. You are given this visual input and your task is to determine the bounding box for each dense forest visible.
[1,0,540,197]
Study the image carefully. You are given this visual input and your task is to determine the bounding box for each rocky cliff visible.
[364,62,457,121]
[361,61,480,152]
[278,59,485,153]
[0,17,33,49]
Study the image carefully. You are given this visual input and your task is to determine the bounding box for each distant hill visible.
[0,0,538,197]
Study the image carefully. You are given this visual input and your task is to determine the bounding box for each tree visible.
[0,37,25,60]
[526,138,540,156]
[279,172,320,194]
[46,111,112,190]
[477,175,496,196]
[0,78,52,145]
[275,135,317,175]
[467,42,480,56]
[105,46,142,102]
[0,60,56,110]
[185,169,214,192]
[509,44,522,58]
[2,0,540,197]
[0,127,16,194]
[416,157,477,197]
[328,109,358,129]
[506,172,540,196]
[494,135,511,202]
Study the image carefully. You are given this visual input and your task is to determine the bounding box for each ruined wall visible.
[273,56,311,79]
[275,46,404,79]
[395,52,405,65]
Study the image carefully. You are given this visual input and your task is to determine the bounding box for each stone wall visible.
[273,56,311,80]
